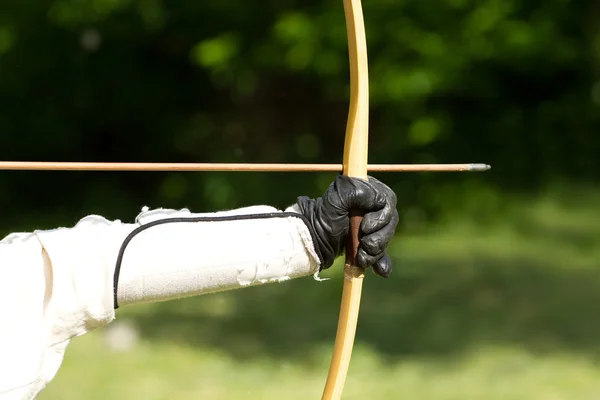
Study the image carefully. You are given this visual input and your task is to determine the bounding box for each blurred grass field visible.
[39,188,600,400]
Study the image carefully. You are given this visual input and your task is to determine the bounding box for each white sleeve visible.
[0,205,321,399]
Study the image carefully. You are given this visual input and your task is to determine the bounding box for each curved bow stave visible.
[321,0,370,399]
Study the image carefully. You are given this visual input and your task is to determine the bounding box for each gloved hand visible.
[294,175,399,278]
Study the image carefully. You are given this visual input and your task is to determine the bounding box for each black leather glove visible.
[294,175,399,278]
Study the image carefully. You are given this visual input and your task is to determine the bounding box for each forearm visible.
[0,205,321,398]
[111,205,321,306]
[35,205,321,309]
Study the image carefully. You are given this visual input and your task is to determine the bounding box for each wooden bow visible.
[320,1,368,399]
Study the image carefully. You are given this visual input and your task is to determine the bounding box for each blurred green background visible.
[1,0,600,399]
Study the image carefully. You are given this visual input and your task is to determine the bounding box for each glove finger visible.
[359,177,397,234]
[360,209,399,255]
[372,253,393,278]
[357,247,385,268]
[366,176,397,209]
[334,175,387,212]
[357,250,392,278]
[361,203,398,234]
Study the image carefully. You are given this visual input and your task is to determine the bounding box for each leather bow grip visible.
[345,212,364,274]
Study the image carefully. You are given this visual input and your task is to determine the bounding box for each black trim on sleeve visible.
[113,212,322,309]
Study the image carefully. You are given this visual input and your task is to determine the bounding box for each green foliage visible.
[191,34,240,70]
[0,0,598,231]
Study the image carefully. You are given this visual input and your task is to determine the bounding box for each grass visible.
[39,188,600,399]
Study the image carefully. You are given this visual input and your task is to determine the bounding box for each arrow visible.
[0,161,490,172]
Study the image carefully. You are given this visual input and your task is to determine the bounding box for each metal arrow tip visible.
[468,163,492,172]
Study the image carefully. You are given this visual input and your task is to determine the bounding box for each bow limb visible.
[321,0,369,399]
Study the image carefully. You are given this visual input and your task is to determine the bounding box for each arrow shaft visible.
[0,162,490,172]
